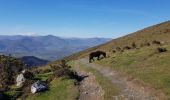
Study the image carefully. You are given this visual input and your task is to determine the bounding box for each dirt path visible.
[76,58,163,100]
[74,61,104,100]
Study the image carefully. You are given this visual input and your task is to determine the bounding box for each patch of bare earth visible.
[78,58,165,100]
[74,61,104,100]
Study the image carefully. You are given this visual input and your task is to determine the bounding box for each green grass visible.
[26,77,79,100]
[4,85,22,99]
[35,72,53,81]
[69,61,120,100]
[96,45,170,97]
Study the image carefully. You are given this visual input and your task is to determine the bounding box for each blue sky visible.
[0,0,169,38]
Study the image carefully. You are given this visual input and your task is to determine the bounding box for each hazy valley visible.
[0,35,111,61]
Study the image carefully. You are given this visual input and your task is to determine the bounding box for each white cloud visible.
[22,32,38,36]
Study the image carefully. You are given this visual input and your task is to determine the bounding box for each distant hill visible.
[19,56,49,67]
[0,35,111,61]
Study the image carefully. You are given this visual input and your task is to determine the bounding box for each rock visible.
[16,73,26,87]
[31,81,48,94]
[22,70,26,74]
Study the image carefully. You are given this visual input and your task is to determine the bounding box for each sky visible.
[0,0,169,38]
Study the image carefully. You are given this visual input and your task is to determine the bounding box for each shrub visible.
[23,70,34,80]
[49,60,81,81]
[0,55,25,87]
[140,42,150,47]
[131,42,137,48]
[157,47,167,53]
[152,40,161,45]
[31,68,51,74]
[50,60,72,78]
[112,50,116,53]
[123,46,131,50]
[42,69,52,73]
[140,43,144,47]
[116,47,121,51]
[21,79,34,99]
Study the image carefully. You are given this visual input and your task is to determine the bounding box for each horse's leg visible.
[89,56,94,63]
[89,56,92,63]
[97,55,100,60]
[92,58,94,61]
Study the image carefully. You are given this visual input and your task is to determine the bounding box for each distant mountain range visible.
[0,35,111,61]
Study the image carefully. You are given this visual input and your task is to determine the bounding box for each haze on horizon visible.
[0,0,169,38]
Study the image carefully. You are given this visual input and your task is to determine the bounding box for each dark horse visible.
[89,51,106,63]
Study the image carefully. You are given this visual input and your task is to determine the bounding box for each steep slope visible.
[99,21,170,50]
[64,21,170,59]
[62,21,170,99]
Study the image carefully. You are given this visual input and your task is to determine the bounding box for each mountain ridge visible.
[0,35,111,61]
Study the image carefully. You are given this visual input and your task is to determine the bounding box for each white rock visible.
[31,81,48,94]
[31,86,37,94]
[16,73,26,87]
[22,70,26,74]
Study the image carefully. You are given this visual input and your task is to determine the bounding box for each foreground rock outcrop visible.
[16,70,26,87]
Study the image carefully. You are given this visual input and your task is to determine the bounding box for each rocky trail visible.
[74,58,163,100]
[74,61,104,100]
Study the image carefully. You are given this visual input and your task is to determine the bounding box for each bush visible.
[50,60,72,78]
[152,40,161,45]
[116,47,121,51]
[123,46,131,50]
[140,42,150,47]
[131,42,137,48]
[49,60,81,81]
[157,47,167,53]
[31,68,51,74]
[21,79,34,99]
[0,55,25,87]
[42,69,52,73]
[112,50,116,53]
[23,71,34,80]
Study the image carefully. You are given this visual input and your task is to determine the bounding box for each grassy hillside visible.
[61,21,170,98]
[96,44,170,97]
[62,21,170,60]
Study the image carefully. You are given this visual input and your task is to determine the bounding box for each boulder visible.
[16,73,26,87]
[31,81,48,94]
